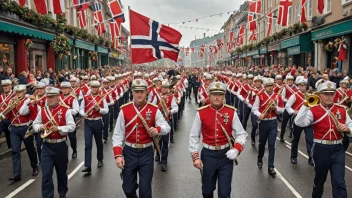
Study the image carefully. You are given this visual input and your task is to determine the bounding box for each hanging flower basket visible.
[324,41,334,52]
[89,51,98,62]
[50,34,71,60]
[24,39,32,51]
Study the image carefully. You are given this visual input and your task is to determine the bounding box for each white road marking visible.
[346,151,352,157]
[274,168,303,198]
[5,179,35,198]
[276,137,291,146]
[68,161,84,179]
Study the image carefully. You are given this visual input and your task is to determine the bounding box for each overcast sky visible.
[121,0,246,47]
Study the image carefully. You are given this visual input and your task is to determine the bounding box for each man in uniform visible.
[32,87,76,198]
[80,81,109,173]
[80,76,90,96]
[155,80,178,171]
[113,79,170,198]
[70,77,83,103]
[252,78,284,176]
[197,74,212,107]
[60,82,80,158]
[189,81,247,198]
[333,78,351,106]
[0,79,14,149]
[295,81,352,198]
[7,85,39,181]
[100,78,114,142]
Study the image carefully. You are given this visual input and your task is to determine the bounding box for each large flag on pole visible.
[34,0,48,14]
[301,0,307,23]
[130,9,182,64]
[277,0,292,27]
[109,19,121,49]
[108,0,124,18]
[267,11,273,37]
[53,0,65,14]
[93,2,106,35]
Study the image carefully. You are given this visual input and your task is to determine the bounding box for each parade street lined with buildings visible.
[0,100,352,198]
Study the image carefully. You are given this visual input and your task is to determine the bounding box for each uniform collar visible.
[134,101,147,110]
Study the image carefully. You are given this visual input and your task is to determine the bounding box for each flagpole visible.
[128,6,134,80]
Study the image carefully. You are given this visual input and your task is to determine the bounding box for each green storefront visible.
[96,46,109,67]
[280,33,313,68]
[311,19,352,73]
[239,53,247,66]
[74,39,95,69]
[259,46,269,66]
[247,50,259,66]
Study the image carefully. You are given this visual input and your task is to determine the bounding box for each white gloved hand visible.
[226,149,239,160]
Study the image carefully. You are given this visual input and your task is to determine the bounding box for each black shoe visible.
[280,138,285,143]
[103,138,108,144]
[170,139,175,143]
[109,128,113,132]
[308,158,314,166]
[32,168,39,176]
[59,197,66,198]
[9,175,21,182]
[290,158,297,164]
[82,167,91,173]
[268,167,276,176]
[161,164,167,171]
[155,156,160,164]
[289,134,293,138]
[97,160,103,168]
[72,151,77,159]
[257,158,263,169]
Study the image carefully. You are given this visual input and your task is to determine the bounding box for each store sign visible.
[287,46,300,55]
[268,43,280,51]
[247,50,259,56]
[312,20,352,41]
[260,47,267,54]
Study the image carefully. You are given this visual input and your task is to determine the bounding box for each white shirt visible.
[79,97,109,117]
[285,94,296,115]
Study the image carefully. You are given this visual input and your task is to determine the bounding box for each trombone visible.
[305,92,320,107]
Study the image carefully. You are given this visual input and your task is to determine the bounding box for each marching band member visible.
[333,78,351,106]
[197,74,212,107]
[295,81,352,198]
[80,81,109,173]
[60,82,80,158]
[7,85,39,181]
[233,73,242,110]
[80,76,90,96]
[147,77,161,103]
[70,77,83,102]
[252,78,284,176]
[0,79,14,149]
[112,79,170,198]
[189,81,247,197]
[241,74,253,130]
[284,77,313,165]
[280,75,298,141]
[32,87,76,198]
[273,75,283,94]
[111,76,120,120]
[100,78,114,143]
[246,76,264,145]
[155,80,178,171]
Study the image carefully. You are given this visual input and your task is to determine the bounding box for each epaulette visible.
[197,105,209,111]
[224,104,236,110]
[59,102,70,109]
[148,102,158,108]
[120,102,132,109]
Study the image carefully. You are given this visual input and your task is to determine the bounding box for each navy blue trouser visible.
[156,122,171,164]
[114,100,119,120]
[230,93,235,106]
[201,147,233,198]
[225,90,231,105]
[103,112,109,139]
[10,125,38,177]
[242,103,251,130]
[251,114,258,142]
[122,145,154,198]
[234,95,239,109]
[34,133,43,162]
[280,110,293,139]
[109,105,114,131]
[291,124,313,160]
[258,120,277,168]
[84,119,103,168]
[41,141,68,198]
[311,143,347,198]
[0,119,11,148]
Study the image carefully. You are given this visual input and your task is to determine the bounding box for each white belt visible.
[203,143,229,150]
[313,139,342,145]
[86,117,102,121]
[125,142,153,149]
[43,138,66,143]
[262,117,276,121]
[12,122,30,127]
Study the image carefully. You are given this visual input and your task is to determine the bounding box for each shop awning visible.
[268,43,280,52]
[253,55,260,58]
[247,50,259,56]
[96,46,108,54]
[287,46,301,55]
[280,33,312,52]
[259,47,267,54]
[0,21,55,41]
[239,53,247,58]
[75,40,95,51]
[311,20,352,41]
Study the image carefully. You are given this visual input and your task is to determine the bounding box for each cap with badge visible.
[286,75,294,80]
[132,79,148,91]
[90,81,101,87]
[1,79,12,85]
[247,74,254,79]
[275,75,282,80]
[45,87,61,96]
[70,77,78,82]
[14,85,26,92]
[152,77,159,82]
[317,81,336,93]
[205,74,213,80]
[208,82,227,94]
[161,80,171,87]
[263,78,275,86]
[236,73,242,78]
[253,75,263,82]
[102,78,109,83]
[295,76,307,85]
[35,82,46,89]
[60,82,71,88]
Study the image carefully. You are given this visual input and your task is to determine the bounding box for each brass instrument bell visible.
[305,92,320,107]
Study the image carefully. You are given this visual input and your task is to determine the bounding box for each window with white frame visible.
[306,0,312,20]
[46,0,56,19]
[296,4,301,23]
[342,0,351,5]
[324,0,332,13]
[288,6,292,26]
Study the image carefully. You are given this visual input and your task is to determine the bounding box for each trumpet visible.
[0,97,22,122]
[261,99,276,118]
[305,92,320,107]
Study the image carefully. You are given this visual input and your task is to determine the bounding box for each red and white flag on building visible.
[337,41,348,61]
[249,0,261,14]
[229,31,234,42]
[18,0,25,6]
[248,13,257,31]
[301,0,307,23]
[108,0,124,18]
[277,0,292,27]
[191,48,195,53]
[34,0,48,14]
[267,11,273,37]
[201,44,206,53]
[227,42,231,52]
[110,19,121,49]
[53,0,65,14]
[77,10,87,28]
[236,24,245,46]
[93,2,106,35]
[317,0,324,14]
[249,30,257,41]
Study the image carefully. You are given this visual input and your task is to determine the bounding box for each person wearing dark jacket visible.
[307,71,320,92]
[18,71,28,85]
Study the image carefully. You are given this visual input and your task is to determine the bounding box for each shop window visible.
[0,43,14,70]
[324,0,332,13]
[306,0,312,20]
[27,49,47,72]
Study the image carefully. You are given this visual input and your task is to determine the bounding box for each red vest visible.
[310,104,346,141]
[37,95,47,109]
[73,87,81,97]
[83,95,104,118]
[81,84,90,95]
[198,105,234,146]
[109,86,117,101]
[0,91,15,119]
[284,84,298,100]
[100,88,112,104]
[258,91,284,119]
[273,83,283,94]
[122,103,159,144]
[248,87,264,106]
[10,97,30,124]
[61,95,75,109]
[41,105,69,139]
[291,92,305,111]
[158,94,173,121]
[239,84,251,100]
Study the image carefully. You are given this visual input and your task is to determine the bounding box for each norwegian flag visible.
[301,0,307,23]
[236,24,245,46]
[73,0,90,10]
[248,13,257,31]
[317,0,324,14]
[33,0,47,14]
[229,31,234,42]
[130,9,182,64]
[278,0,292,27]
[249,30,257,41]
[267,11,273,37]
[227,42,231,52]
[108,0,124,18]
[77,10,87,28]
[201,44,206,53]
[93,2,106,35]
[53,0,65,14]
[110,19,121,48]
